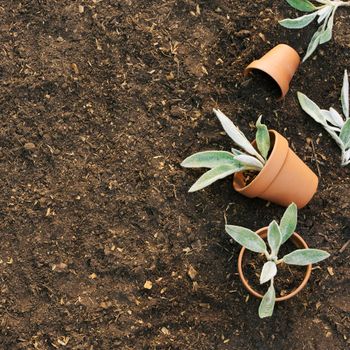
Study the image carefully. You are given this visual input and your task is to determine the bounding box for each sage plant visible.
[279,0,350,61]
[181,109,270,192]
[226,203,329,318]
[298,70,350,166]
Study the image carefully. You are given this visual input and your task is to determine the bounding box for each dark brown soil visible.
[0,1,349,349]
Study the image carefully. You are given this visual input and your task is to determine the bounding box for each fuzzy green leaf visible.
[268,221,282,257]
[213,109,264,162]
[233,154,264,170]
[181,151,236,169]
[297,92,327,126]
[260,261,277,284]
[231,147,243,156]
[280,203,298,244]
[302,26,323,62]
[286,0,317,12]
[326,108,344,128]
[283,249,330,265]
[255,116,270,161]
[188,163,243,192]
[340,119,350,149]
[258,283,276,319]
[341,69,349,119]
[317,6,332,24]
[319,8,334,44]
[225,225,267,253]
[279,12,317,29]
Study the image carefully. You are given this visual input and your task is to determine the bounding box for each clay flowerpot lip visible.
[233,130,287,197]
[244,44,300,99]
[237,227,312,301]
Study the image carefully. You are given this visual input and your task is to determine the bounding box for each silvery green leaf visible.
[260,261,277,284]
[297,92,327,126]
[326,125,342,133]
[341,69,349,119]
[225,225,267,253]
[319,8,335,44]
[213,109,264,163]
[279,12,318,29]
[286,0,317,12]
[255,116,270,161]
[328,107,344,128]
[302,26,323,62]
[181,151,236,169]
[325,127,345,151]
[258,283,276,319]
[321,110,341,130]
[280,203,298,244]
[317,6,332,24]
[188,163,244,192]
[298,92,347,161]
[340,119,350,149]
[283,249,330,265]
[234,154,264,170]
[268,220,282,257]
[231,147,243,156]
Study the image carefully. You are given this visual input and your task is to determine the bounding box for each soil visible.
[243,240,307,297]
[242,170,260,186]
[0,1,349,350]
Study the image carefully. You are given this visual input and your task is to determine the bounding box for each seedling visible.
[298,70,350,166]
[181,109,270,192]
[226,203,329,318]
[279,0,350,62]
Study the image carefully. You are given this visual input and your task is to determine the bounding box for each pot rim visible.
[237,226,312,301]
[233,130,289,197]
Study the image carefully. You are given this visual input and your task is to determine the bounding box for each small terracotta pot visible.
[244,44,300,99]
[233,130,318,209]
[238,227,312,301]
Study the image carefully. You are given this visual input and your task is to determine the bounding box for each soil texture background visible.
[0,0,349,349]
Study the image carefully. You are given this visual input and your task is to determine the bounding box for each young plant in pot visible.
[181,109,318,208]
[226,203,330,318]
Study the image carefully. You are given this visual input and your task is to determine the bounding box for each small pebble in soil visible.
[144,280,153,289]
[52,262,67,272]
[187,265,197,280]
[161,327,170,335]
[24,142,35,151]
[327,266,335,276]
[89,273,97,279]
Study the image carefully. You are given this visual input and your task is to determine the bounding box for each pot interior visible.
[242,238,308,298]
[245,69,282,98]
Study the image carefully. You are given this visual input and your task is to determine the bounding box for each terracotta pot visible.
[244,44,300,99]
[233,130,318,209]
[237,227,312,301]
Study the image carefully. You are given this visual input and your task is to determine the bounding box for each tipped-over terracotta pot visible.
[233,130,318,208]
[238,227,312,301]
[244,44,300,99]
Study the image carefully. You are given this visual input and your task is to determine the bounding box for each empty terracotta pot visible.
[244,44,300,99]
[233,130,318,208]
[237,227,312,301]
